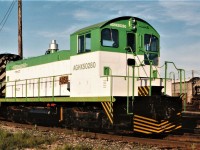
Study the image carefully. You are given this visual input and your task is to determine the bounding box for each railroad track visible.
[165,133,200,143]
[0,120,199,150]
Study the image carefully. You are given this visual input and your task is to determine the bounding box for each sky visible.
[0,0,200,78]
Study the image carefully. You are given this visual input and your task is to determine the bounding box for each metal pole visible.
[132,65,135,101]
[149,61,152,96]
[127,66,130,114]
[52,76,55,101]
[164,62,167,95]
[173,73,175,96]
[179,69,182,95]
[18,0,23,58]
[169,72,175,96]
[192,70,194,96]
[182,69,186,111]
[38,78,40,101]
[127,64,134,115]
[192,70,194,78]
[26,79,27,101]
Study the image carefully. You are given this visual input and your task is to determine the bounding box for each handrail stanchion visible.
[149,61,152,96]
[169,72,175,96]
[164,62,167,95]
[26,79,27,101]
[52,76,55,101]
[38,78,40,101]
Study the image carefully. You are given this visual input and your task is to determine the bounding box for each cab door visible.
[126,32,135,52]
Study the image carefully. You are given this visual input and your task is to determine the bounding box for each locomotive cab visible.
[70,17,160,70]
[69,16,166,97]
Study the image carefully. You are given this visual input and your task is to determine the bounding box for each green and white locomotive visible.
[0,16,182,134]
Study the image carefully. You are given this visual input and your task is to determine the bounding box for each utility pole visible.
[192,70,195,96]
[192,70,194,78]
[18,0,23,59]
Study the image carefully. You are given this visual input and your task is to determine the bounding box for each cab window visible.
[78,35,84,53]
[144,34,159,66]
[85,33,91,52]
[144,34,159,52]
[78,33,91,53]
[101,28,119,48]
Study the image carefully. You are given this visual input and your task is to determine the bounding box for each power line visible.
[0,0,17,33]
[0,1,15,26]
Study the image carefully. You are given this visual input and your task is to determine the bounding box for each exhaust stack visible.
[45,40,59,54]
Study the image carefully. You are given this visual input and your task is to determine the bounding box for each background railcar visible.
[0,16,183,134]
[172,77,200,132]
[0,54,21,97]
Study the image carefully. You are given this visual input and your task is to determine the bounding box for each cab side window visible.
[78,33,91,53]
[101,28,119,48]
[78,35,84,53]
[85,34,91,52]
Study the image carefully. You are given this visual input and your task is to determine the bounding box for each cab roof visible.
[71,16,157,35]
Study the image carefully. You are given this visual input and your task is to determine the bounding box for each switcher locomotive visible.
[0,16,182,134]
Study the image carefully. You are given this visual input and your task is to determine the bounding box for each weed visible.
[0,129,56,149]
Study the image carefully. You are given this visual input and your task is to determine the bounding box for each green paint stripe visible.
[0,96,115,102]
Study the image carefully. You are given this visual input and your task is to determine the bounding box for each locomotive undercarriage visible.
[0,95,182,135]
[0,102,113,131]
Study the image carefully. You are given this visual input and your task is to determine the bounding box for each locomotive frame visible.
[0,16,184,134]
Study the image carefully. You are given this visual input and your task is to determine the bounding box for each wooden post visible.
[18,0,23,59]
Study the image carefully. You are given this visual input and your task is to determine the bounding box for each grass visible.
[0,129,57,149]
[56,144,93,150]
